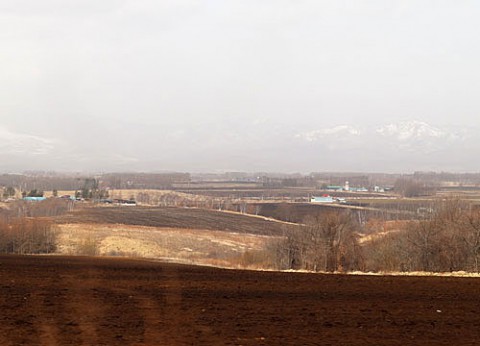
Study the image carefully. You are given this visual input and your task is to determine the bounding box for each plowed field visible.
[1,255,480,345]
[57,206,289,235]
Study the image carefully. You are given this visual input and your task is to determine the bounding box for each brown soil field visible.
[255,202,421,223]
[1,255,480,345]
[57,206,290,236]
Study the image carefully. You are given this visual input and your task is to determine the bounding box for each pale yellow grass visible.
[56,223,274,268]
[358,229,402,244]
[278,269,480,278]
[347,270,480,278]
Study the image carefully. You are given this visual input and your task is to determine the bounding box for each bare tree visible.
[460,210,480,272]
[276,211,362,272]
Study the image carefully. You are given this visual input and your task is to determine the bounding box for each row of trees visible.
[363,200,480,273]
[270,200,480,273]
[1,178,109,201]
[1,187,44,199]
[393,178,437,197]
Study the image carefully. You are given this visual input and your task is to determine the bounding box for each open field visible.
[253,201,424,223]
[56,206,290,236]
[56,223,275,268]
[174,187,388,199]
[1,255,480,345]
[52,206,289,268]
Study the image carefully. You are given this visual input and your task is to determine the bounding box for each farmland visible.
[55,223,275,268]
[56,205,291,236]
[3,175,480,345]
[4,184,480,272]
[49,205,293,268]
[1,255,480,345]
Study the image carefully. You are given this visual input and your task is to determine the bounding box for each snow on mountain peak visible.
[376,121,449,141]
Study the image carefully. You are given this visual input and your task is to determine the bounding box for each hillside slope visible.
[1,255,480,345]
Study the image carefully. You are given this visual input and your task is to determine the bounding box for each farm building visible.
[23,197,47,202]
[311,195,334,203]
[326,186,343,191]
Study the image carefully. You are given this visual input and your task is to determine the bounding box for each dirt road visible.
[1,255,479,345]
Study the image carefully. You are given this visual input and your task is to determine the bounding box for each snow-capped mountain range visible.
[0,120,475,173]
[375,121,457,141]
[289,120,476,172]
[296,121,465,153]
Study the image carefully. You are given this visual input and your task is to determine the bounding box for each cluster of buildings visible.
[310,181,389,204]
[19,195,137,206]
[325,181,368,192]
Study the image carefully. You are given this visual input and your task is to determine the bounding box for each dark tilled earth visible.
[56,206,290,235]
[1,255,479,345]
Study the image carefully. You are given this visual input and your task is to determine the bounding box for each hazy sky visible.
[1,1,480,173]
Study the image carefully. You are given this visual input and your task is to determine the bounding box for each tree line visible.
[363,199,480,273]
[2,194,480,274]
[270,199,480,273]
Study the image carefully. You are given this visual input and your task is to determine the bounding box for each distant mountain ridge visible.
[296,121,465,154]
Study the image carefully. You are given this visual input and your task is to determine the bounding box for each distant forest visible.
[2,171,480,194]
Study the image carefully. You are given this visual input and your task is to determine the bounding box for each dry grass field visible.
[56,223,275,269]
[51,205,291,269]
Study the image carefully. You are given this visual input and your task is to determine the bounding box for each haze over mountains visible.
[297,121,466,154]
[1,1,479,173]
[0,120,476,173]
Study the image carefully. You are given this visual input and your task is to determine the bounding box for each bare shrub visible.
[106,249,139,257]
[0,218,57,254]
[236,250,277,269]
[362,232,409,272]
[76,235,99,256]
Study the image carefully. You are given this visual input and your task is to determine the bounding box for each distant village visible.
[21,195,137,206]
[0,170,478,206]
[310,181,392,204]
